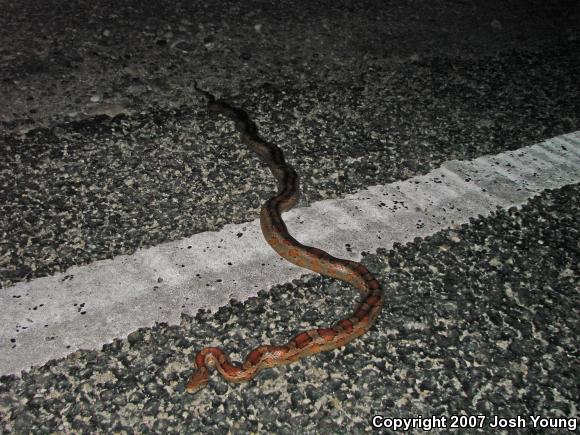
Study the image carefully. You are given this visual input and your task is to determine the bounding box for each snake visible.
[187,83,383,394]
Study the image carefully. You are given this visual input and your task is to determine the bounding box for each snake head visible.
[185,368,209,394]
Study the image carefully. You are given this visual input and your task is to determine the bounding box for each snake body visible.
[187,84,383,394]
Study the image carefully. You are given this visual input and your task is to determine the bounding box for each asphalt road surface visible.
[1,0,579,433]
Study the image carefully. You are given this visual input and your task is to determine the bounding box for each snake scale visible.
[187,83,383,394]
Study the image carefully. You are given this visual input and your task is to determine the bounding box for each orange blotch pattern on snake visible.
[187,83,383,394]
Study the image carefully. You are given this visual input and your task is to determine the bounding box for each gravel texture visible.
[2,44,580,288]
[1,184,578,433]
[1,0,579,433]
[1,0,577,131]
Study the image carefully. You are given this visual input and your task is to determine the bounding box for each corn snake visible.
[187,83,383,394]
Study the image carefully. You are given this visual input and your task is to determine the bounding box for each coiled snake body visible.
[187,84,383,393]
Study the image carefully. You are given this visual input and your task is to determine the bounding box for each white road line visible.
[1,132,579,377]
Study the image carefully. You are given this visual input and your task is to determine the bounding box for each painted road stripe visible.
[1,132,579,377]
